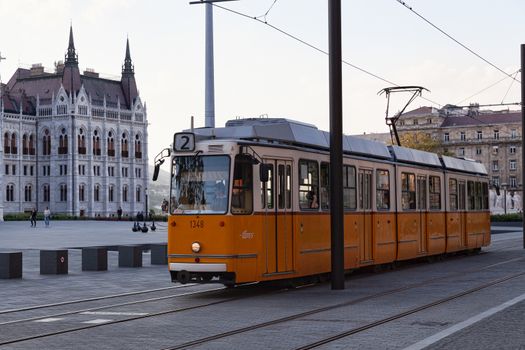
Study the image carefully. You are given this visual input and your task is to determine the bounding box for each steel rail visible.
[163,257,525,350]
[0,284,197,315]
[296,270,525,349]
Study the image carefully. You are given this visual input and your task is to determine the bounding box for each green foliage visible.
[491,213,523,222]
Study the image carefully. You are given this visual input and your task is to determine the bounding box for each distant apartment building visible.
[397,105,521,192]
[0,26,149,220]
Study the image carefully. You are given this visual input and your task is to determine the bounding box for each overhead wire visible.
[255,0,278,23]
[395,0,520,84]
[211,3,442,107]
[456,69,521,105]
[501,70,520,104]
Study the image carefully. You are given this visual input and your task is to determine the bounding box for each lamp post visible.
[501,183,508,215]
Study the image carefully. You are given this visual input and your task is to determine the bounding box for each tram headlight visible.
[191,242,201,253]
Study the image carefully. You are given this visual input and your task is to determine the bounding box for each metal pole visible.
[521,44,525,249]
[329,0,344,290]
[205,2,216,128]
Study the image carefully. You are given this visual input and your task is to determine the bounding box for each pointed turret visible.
[62,25,81,95]
[122,38,134,75]
[65,25,78,65]
[121,38,138,108]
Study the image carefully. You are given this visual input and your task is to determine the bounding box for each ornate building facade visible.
[397,105,522,191]
[0,27,148,220]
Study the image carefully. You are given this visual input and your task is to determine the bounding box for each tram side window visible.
[343,165,357,210]
[429,176,441,210]
[449,178,458,211]
[376,170,390,210]
[458,181,466,210]
[482,182,489,210]
[475,181,482,210]
[231,155,253,214]
[299,159,319,210]
[261,164,274,210]
[467,181,475,210]
[401,172,416,210]
[320,162,330,210]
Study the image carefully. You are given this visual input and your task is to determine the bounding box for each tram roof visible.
[191,118,486,175]
[389,145,442,167]
[441,155,488,175]
[192,118,392,159]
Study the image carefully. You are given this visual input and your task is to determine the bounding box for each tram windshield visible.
[170,155,230,214]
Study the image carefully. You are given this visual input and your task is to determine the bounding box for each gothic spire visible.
[122,37,134,75]
[65,25,78,65]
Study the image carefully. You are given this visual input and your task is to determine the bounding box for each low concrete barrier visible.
[0,252,22,279]
[150,243,168,265]
[40,250,68,275]
[118,245,142,267]
[82,247,108,271]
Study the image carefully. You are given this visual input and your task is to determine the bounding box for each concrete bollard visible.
[150,243,168,265]
[82,247,108,271]
[40,250,68,275]
[118,245,142,267]
[0,252,22,279]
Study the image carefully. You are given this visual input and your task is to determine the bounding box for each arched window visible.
[10,133,17,154]
[22,134,29,155]
[108,185,114,202]
[123,185,128,202]
[93,130,101,156]
[29,134,35,155]
[79,184,85,202]
[3,132,10,153]
[42,129,51,155]
[136,186,141,202]
[107,131,115,157]
[43,184,50,202]
[134,134,142,159]
[6,184,15,202]
[58,128,68,154]
[94,184,100,202]
[121,132,129,158]
[24,185,32,202]
[59,184,68,202]
[78,128,86,154]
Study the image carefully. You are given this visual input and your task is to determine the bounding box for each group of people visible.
[29,207,51,228]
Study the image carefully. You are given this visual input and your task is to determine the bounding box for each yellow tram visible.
[154,118,490,286]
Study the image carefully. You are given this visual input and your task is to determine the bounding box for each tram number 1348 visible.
[190,220,204,229]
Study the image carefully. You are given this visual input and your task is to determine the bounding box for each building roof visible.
[1,26,138,115]
[440,111,521,127]
[399,106,437,118]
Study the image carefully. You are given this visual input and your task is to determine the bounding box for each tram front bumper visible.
[169,263,234,285]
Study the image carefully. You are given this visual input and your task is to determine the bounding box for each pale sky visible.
[0,0,523,163]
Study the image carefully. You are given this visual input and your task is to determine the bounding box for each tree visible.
[396,131,453,156]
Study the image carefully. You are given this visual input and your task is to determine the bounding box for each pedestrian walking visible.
[44,207,51,227]
[117,206,123,221]
[30,208,37,227]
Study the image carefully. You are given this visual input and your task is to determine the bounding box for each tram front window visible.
[170,155,230,214]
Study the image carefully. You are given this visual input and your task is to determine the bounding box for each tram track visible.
[0,284,197,316]
[1,249,522,347]
[0,283,282,346]
[0,285,225,326]
[295,271,525,350]
[162,256,525,350]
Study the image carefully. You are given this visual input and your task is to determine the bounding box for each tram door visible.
[358,169,373,263]
[262,159,294,274]
[417,175,428,253]
[458,180,467,247]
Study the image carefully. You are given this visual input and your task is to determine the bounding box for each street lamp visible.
[501,182,508,215]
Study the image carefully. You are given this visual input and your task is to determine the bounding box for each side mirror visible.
[152,159,165,181]
[259,164,270,182]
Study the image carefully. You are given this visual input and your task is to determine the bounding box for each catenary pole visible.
[329,0,345,289]
[521,44,525,249]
